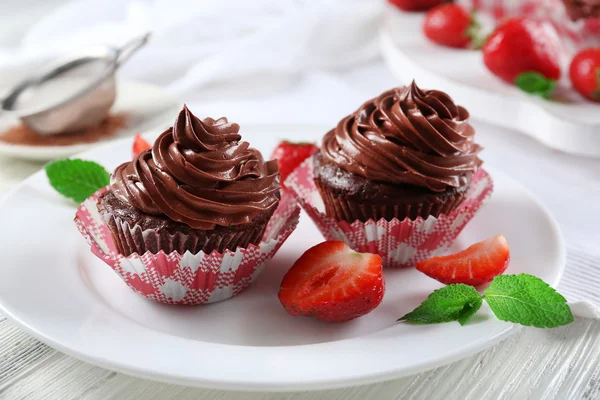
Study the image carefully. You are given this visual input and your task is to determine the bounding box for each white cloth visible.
[0,0,389,126]
[0,0,383,89]
[0,0,599,320]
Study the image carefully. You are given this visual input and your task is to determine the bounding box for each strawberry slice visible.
[132,134,151,159]
[416,235,510,286]
[271,141,318,188]
[278,241,385,323]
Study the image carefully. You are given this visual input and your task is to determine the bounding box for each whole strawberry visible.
[388,0,449,12]
[423,4,481,49]
[569,47,600,102]
[271,141,318,188]
[483,18,562,84]
[278,241,385,323]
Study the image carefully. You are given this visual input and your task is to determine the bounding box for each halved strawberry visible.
[270,141,318,188]
[278,241,385,322]
[416,235,510,286]
[132,134,151,158]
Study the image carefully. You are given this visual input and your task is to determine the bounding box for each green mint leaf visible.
[45,159,109,203]
[399,284,483,324]
[458,297,483,326]
[484,274,574,328]
[515,72,556,99]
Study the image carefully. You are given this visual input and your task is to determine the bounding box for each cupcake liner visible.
[285,157,493,269]
[75,190,300,305]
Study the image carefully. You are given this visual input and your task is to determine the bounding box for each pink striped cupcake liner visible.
[75,190,300,305]
[285,157,493,269]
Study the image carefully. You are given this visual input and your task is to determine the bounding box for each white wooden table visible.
[0,305,598,399]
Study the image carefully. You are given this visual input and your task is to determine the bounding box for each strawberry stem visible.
[466,11,485,50]
[515,72,556,100]
[594,68,600,99]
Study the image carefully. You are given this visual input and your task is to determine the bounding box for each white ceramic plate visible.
[0,81,179,161]
[380,7,600,157]
[0,124,565,391]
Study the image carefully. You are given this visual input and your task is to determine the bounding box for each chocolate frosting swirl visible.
[321,81,482,192]
[111,106,280,229]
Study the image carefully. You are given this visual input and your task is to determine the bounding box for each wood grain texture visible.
[0,316,599,400]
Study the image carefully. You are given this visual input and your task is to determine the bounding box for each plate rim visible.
[0,124,566,391]
[0,301,523,391]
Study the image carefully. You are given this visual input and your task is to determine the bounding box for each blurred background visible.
[0,0,392,127]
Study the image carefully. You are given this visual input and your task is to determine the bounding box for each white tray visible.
[380,7,600,157]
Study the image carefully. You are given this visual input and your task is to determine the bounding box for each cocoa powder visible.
[0,113,127,146]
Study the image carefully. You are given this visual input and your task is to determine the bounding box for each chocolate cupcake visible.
[315,81,482,223]
[98,105,280,256]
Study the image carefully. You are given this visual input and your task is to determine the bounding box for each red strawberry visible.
[388,0,449,12]
[132,134,151,158]
[483,18,562,84]
[416,235,510,286]
[271,141,318,187]
[278,241,385,323]
[569,47,600,102]
[423,4,480,49]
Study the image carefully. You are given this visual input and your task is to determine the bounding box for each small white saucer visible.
[0,80,179,161]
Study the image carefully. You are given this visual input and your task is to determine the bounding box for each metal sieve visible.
[0,32,150,135]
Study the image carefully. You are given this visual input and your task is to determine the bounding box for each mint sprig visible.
[399,284,482,325]
[458,297,483,326]
[45,158,109,203]
[399,274,574,328]
[485,275,574,328]
[515,72,556,99]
